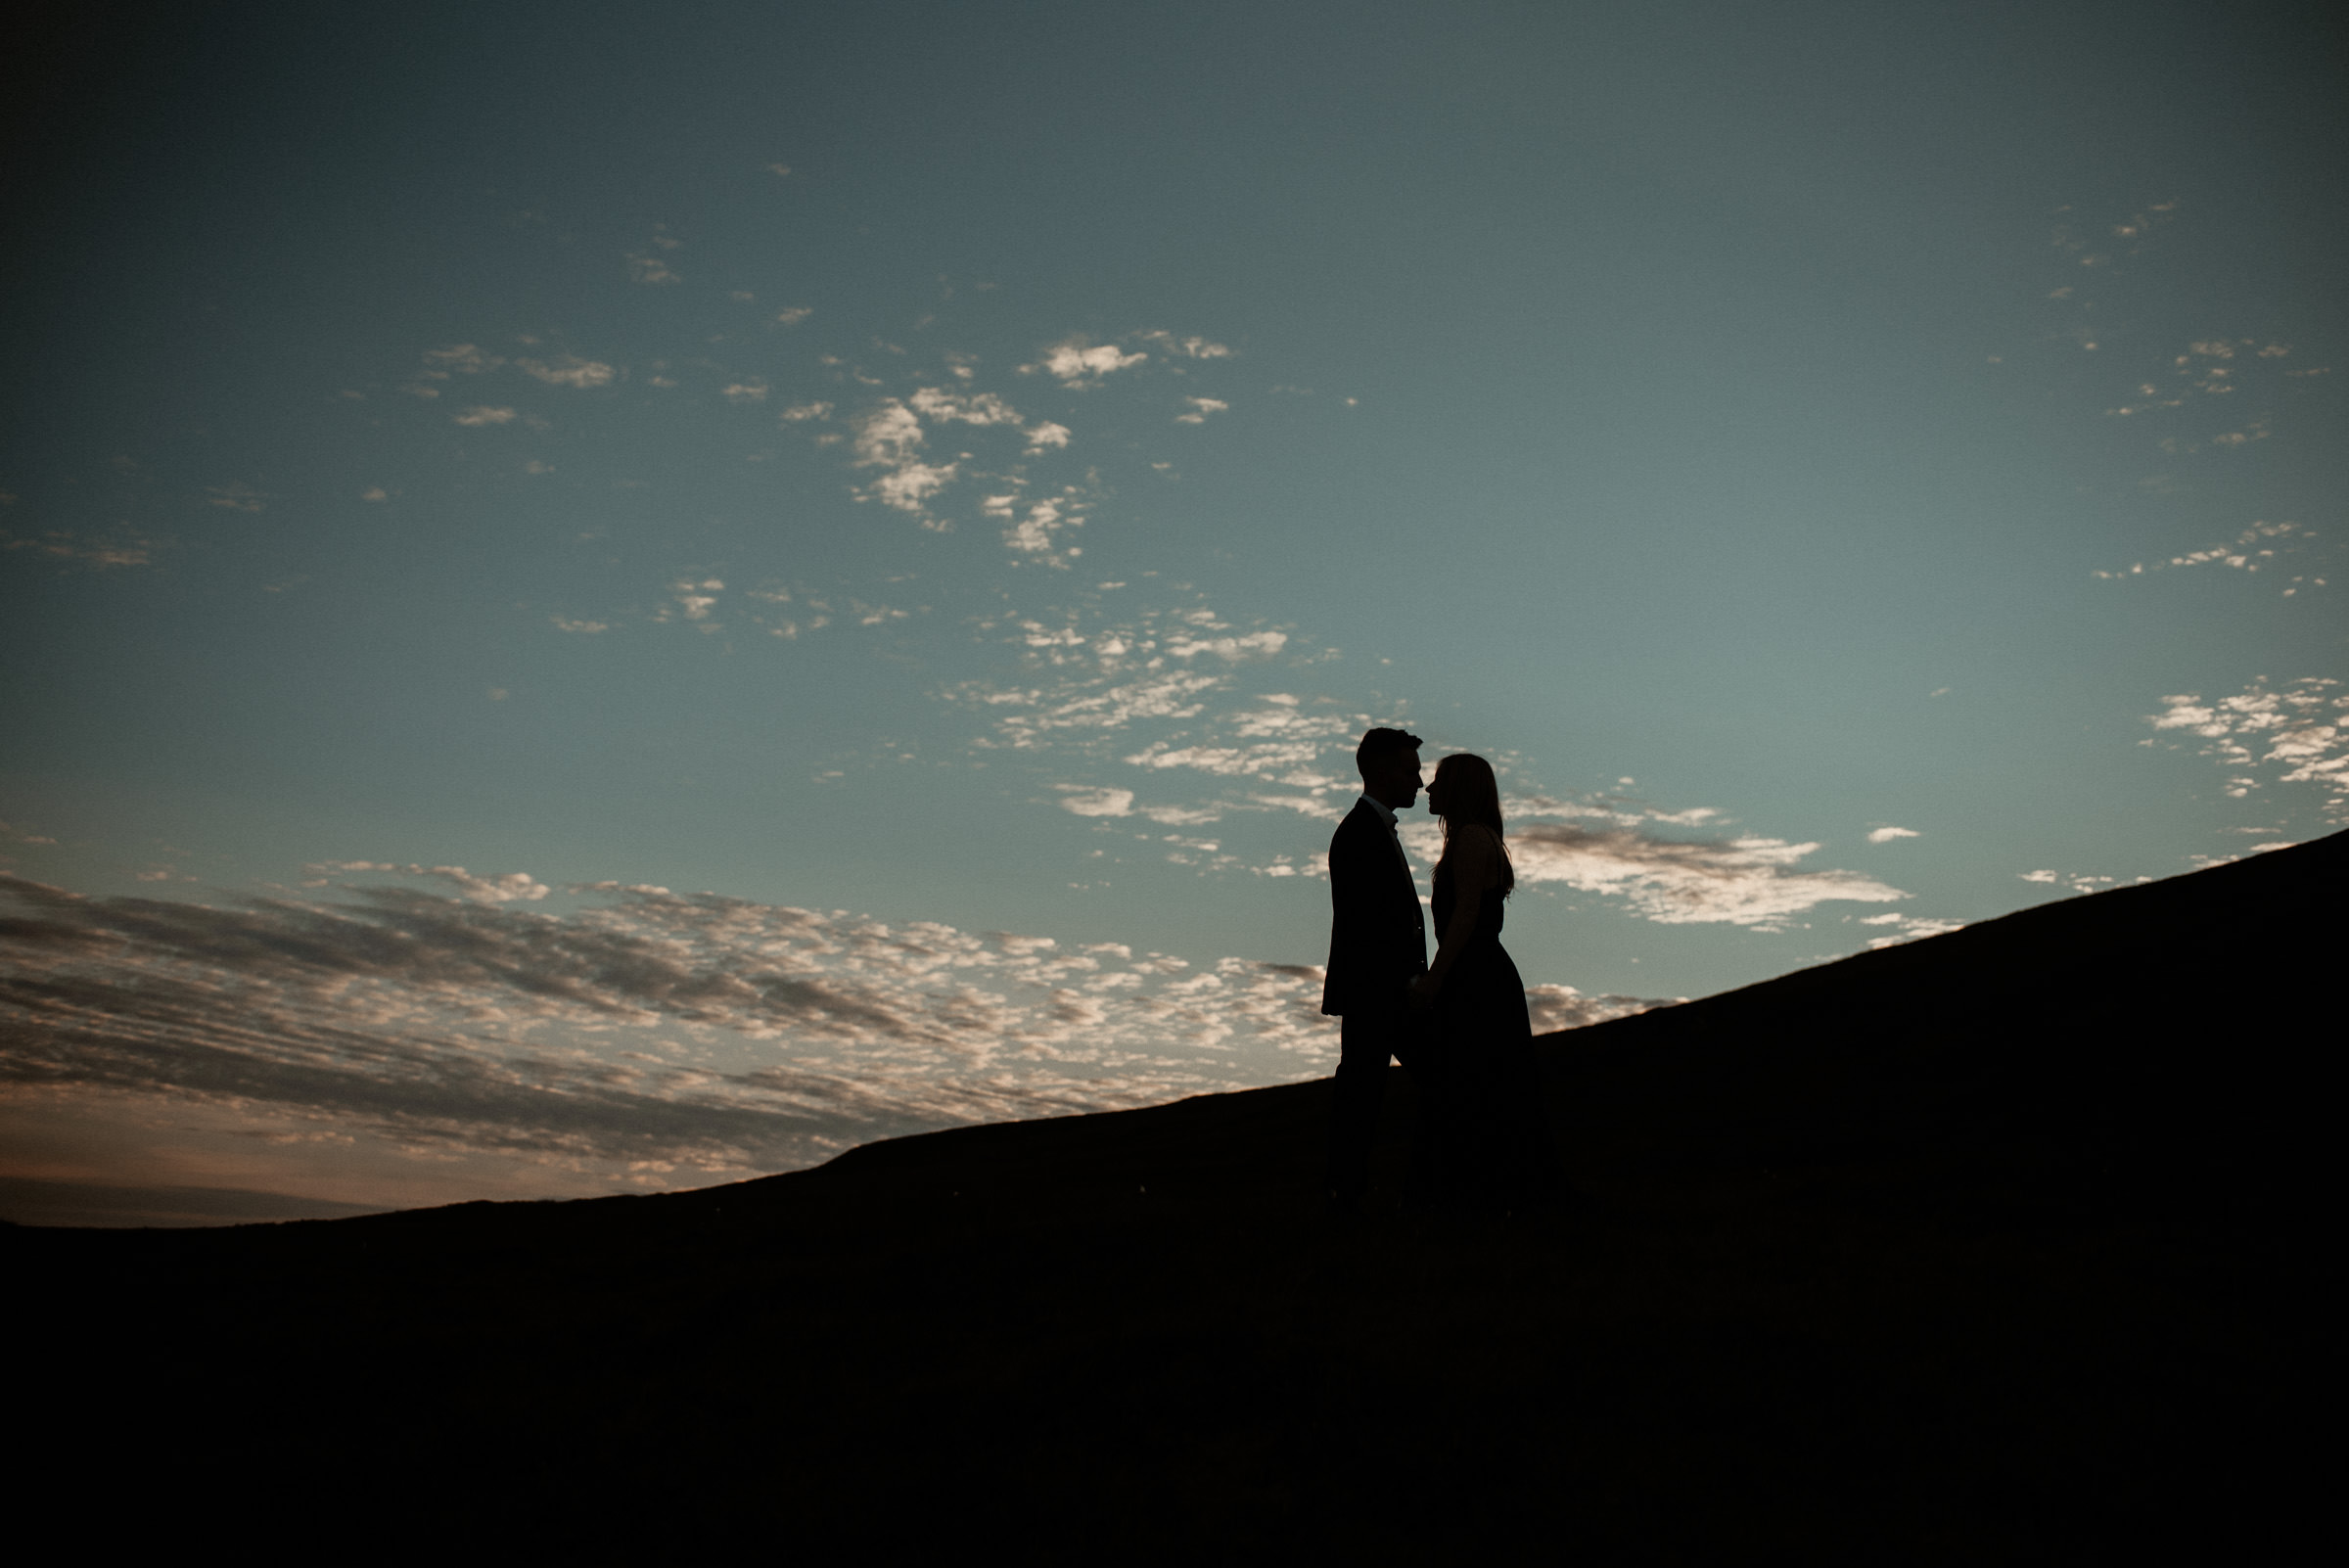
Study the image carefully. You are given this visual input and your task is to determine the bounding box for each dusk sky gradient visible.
[3,0,2341,1222]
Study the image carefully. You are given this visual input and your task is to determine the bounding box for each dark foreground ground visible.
[9,835,2336,1561]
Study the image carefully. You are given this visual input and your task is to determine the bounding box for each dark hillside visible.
[10,834,2337,1560]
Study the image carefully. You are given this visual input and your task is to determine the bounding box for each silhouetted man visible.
[1320,726,1436,1211]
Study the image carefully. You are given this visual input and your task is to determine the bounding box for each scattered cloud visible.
[2093,333,2310,453]
[1054,786,1134,817]
[2147,676,2349,818]
[774,306,812,326]
[453,406,519,427]
[626,255,680,285]
[779,401,833,423]
[1866,826,1920,844]
[852,399,924,466]
[1001,490,1089,564]
[870,461,959,516]
[908,387,1022,427]
[2094,521,2322,593]
[662,577,725,626]
[1027,339,1147,388]
[1174,397,1228,425]
[723,381,770,404]
[838,398,961,521]
[207,483,265,512]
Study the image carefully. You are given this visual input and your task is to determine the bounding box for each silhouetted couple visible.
[1321,727,1561,1215]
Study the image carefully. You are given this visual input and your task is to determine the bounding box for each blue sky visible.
[3,0,2341,1219]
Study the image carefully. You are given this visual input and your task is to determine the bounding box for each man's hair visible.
[1355,727,1425,777]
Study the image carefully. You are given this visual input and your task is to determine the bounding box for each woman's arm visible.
[1412,826,1496,1000]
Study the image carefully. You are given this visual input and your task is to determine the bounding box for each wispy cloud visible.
[1175,396,1228,425]
[1504,815,1907,929]
[453,406,519,427]
[1866,826,1920,844]
[517,356,618,390]
[421,344,503,375]
[1136,331,1233,360]
[953,605,1312,761]
[1,530,159,569]
[1856,912,1964,948]
[2016,868,2120,894]
[1524,983,1676,1033]
[0,872,1348,1187]
[308,863,552,903]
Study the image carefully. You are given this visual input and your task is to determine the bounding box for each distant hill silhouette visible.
[11,834,2335,1559]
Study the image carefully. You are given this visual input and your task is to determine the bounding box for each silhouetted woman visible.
[1408,753,1561,1208]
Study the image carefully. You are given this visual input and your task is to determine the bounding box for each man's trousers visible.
[1324,1007,1444,1208]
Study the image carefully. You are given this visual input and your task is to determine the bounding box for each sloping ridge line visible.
[799,828,2341,1187]
[142,830,2331,1229]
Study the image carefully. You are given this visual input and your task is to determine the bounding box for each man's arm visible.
[1320,814,1371,1014]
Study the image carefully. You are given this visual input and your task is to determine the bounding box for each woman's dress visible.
[1431,856,1561,1207]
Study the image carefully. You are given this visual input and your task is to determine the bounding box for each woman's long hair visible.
[1433,752,1514,896]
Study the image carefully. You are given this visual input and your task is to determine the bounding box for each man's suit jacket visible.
[1320,798,1429,1017]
